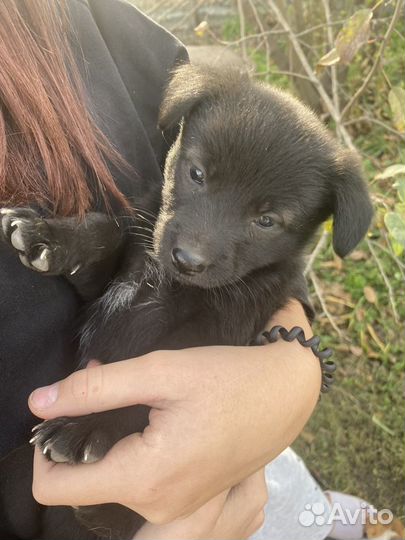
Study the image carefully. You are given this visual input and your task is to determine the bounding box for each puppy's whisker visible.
[133,207,158,220]
[135,214,156,226]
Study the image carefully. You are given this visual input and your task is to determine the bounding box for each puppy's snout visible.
[171,247,207,275]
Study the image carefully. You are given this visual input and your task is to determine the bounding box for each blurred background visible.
[130,0,404,517]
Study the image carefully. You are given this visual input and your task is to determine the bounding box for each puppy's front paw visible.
[1,208,54,273]
[0,207,74,275]
[30,416,112,465]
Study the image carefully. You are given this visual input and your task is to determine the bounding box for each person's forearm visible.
[242,299,320,468]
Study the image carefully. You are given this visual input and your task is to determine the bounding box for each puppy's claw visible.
[70,264,81,275]
[31,421,45,433]
[29,434,40,445]
[10,224,25,251]
[81,444,99,464]
[31,248,50,272]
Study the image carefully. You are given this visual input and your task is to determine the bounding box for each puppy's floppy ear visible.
[331,150,373,258]
[158,64,210,131]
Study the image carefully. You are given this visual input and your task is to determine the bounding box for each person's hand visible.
[30,300,320,524]
[134,469,267,540]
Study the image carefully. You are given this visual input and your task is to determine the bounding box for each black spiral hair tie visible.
[259,325,336,394]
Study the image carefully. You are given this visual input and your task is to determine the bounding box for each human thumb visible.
[29,352,170,420]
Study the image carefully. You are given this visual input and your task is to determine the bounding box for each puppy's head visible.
[154,64,373,288]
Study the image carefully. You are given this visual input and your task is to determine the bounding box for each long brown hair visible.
[0,0,129,218]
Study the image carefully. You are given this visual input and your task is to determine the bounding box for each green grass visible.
[294,237,404,516]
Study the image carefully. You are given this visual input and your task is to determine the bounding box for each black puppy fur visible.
[0,64,372,539]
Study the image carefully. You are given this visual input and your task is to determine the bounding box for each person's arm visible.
[30,299,320,524]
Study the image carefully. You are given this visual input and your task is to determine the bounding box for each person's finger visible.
[87,358,102,368]
[28,353,172,419]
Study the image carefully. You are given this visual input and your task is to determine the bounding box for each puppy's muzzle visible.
[171,247,207,275]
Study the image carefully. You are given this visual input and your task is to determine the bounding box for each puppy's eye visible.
[256,215,274,228]
[190,165,205,185]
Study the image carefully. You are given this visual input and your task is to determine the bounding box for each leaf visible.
[318,47,340,67]
[389,87,405,133]
[349,250,367,261]
[371,414,395,436]
[317,9,372,68]
[194,21,208,38]
[350,345,363,357]
[394,179,405,203]
[391,239,404,257]
[364,285,377,304]
[324,218,333,233]
[336,9,373,64]
[375,164,405,180]
[384,212,405,247]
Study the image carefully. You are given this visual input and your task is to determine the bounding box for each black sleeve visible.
[85,0,188,167]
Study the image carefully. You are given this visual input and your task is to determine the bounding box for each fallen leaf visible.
[367,323,386,352]
[364,285,377,304]
[349,250,367,261]
[350,345,363,357]
[300,431,316,444]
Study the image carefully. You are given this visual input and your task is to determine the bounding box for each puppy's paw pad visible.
[31,417,110,465]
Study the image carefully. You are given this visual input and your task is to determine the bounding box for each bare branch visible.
[236,0,248,64]
[248,0,270,81]
[304,230,329,276]
[321,0,342,141]
[309,270,344,338]
[267,0,356,151]
[170,0,205,32]
[343,115,405,141]
[254,69,313,81]
[367,239,400,323]
[340,0,404,120]
[207,20,347,48]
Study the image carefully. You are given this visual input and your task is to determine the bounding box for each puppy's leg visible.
[0,208,124,299]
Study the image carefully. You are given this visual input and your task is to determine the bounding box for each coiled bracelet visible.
[258,325,336,394]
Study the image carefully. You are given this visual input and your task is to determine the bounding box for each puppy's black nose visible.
[171,247,207,274]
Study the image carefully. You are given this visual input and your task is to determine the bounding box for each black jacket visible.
[0,0,187,460]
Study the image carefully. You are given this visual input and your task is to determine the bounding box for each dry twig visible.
[309,270,344,338]
[367,239,400,323]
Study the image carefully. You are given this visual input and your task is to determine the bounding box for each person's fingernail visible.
[29,383,59,409]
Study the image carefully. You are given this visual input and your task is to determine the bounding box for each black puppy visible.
[0,64,372,539]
